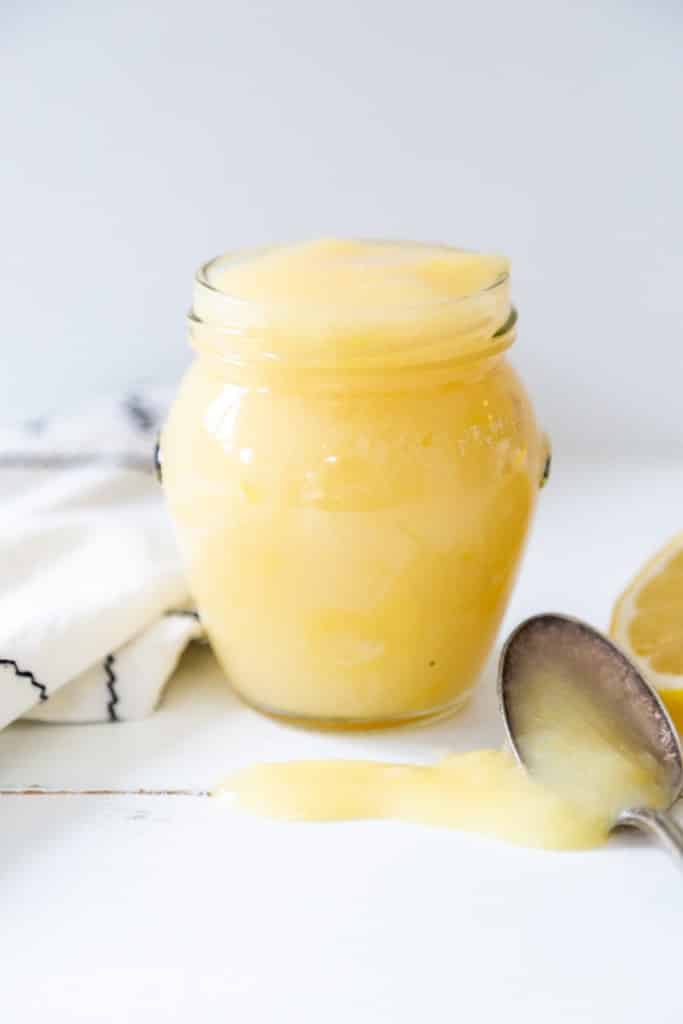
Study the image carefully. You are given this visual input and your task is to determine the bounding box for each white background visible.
[2,0,682,454]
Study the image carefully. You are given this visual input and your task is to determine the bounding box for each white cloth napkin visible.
[0,391,203,728]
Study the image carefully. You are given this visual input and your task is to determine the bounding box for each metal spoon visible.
[499,613,683,865]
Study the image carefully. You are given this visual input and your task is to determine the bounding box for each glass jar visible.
[161,240,548,728]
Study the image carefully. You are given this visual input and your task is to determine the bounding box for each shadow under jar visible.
[161,239,548,729]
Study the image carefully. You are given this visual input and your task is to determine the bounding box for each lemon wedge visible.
[611,532,683,732]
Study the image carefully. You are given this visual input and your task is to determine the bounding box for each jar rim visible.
[189,239,514,371]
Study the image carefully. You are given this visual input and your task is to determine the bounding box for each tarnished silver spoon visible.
[499,613,683,865]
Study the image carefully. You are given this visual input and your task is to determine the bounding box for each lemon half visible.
[611,532,683,732]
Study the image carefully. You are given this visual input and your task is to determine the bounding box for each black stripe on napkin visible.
[104,654,120,722]
[124,395,158,435]
[0,658,48,702]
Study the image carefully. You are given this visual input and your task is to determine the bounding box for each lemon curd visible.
[162,239,547,726]
[218,654,668,851]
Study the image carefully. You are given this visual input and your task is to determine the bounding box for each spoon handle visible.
[618,807,683,866]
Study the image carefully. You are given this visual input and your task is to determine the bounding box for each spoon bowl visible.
[498,613,683,865]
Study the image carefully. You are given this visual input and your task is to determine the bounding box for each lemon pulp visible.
[611,534,683,732]
[626,548,683,674]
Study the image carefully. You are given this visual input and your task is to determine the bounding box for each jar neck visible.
[191,324,515,395]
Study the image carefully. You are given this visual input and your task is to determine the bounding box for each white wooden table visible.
[2,456,683,1023]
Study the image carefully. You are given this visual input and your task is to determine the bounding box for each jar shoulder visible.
[163,357,544,499]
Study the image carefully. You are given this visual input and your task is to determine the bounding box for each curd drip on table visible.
[218,653,668,851]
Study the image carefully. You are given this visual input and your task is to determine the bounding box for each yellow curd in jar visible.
[162,239,547,726]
